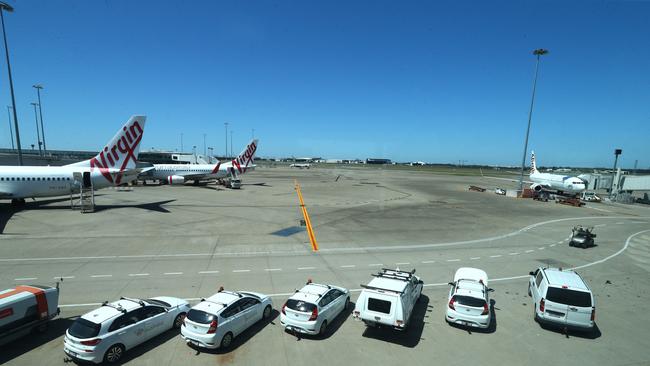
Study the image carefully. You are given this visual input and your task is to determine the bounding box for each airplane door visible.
[82,171,92,188]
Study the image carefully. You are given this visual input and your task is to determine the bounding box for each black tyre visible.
[220,332,233,349]
[319,321,328,336]
[173,313,186,329]
[344,297,350,310]
[582,241,588,249]
[103,344,125,364]
[262,305,272,320]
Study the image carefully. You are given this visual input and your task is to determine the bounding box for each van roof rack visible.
[101,301,127,314]
[360,284,404,295]
[372,268,415,282]
[120,296,146,307]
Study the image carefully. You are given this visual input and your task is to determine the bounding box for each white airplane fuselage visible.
[0,166,140,199]
[529,172,586,194]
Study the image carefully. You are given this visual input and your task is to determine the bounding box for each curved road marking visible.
[58,229,650,309]
[3,216,647,262]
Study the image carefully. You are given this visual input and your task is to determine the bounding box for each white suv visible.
[280,280,350,336]
[181,289,273,349]
[63,296,190,364]
[528,267,595,331]
[445,267,492,329]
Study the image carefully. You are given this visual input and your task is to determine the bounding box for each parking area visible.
[2,166,650,365]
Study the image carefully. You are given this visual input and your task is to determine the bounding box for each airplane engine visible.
[167,175,185,185]
[531,183,543,192]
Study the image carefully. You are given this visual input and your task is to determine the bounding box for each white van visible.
[528,267,595,331]
[353,268,423,331]
[0,284,60,346]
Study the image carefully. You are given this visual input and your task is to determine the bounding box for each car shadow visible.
[284,301,355,341]
[538,321,602,339]
[190,309,279,355]
[0,317,75,364]
[446,298,497,334]
[360,294,431,348]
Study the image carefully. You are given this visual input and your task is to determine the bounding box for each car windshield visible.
[186,309,216,324]
[145,299,171,307]
[367,297,392,314]
[286,299,316,313]
[546,287,592,307]
[454,296,486,308]
[68,318,101,339]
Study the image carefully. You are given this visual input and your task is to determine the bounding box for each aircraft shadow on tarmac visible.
[283,301,355,341]
[190,309,280,355]
[361,294,431,348]
[0,316,75,364]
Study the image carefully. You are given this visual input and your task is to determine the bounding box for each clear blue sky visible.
[0,0,648,167]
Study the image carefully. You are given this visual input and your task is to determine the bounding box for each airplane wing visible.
[482,176,533,184]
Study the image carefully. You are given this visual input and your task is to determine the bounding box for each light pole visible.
[224,122,229,158]
[192,145,197,163]
[0,2,22,165]
[6,105,13,150]
[518,48,549,194]
[203,133,206,157]
[230,130,233,158]
[180,133,183,152]
[32,84,46,152]
[609,149,622,198]
[208,147,213,163]
[30,102,41,156]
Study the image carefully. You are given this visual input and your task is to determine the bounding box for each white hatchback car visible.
[181,289,273,349]
[63,296,190,364]
[280,281,350,336]
[445,268,492,329]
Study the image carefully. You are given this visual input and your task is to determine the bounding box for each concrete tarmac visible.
[1,166,649,365]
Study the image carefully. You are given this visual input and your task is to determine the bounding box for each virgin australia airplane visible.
[145,139,258,185]
[0,115,148,206]
[529,151,586,195]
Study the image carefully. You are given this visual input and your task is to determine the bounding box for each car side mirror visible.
[418,280,424,285]
[529,271,535,276]
[448,282,454,286]
[488,288,495,292]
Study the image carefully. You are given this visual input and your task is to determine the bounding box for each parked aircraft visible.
[289,163,311,169]
[529,151,586,195]
[145,139,258,184]
[0,116,147,206]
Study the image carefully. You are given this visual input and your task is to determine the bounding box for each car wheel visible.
[103,344,125,364]
[262,305,272,320]
[220,332,233,349]
[582,241,587,249]
[173,313,186,329]
[319,320,328,336]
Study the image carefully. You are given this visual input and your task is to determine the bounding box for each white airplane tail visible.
[530,151,539,175]
[230,139,258,174]
[67,115,146,184]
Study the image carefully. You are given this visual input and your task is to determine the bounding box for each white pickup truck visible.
[353,268,423,331]
[0,284,60,346]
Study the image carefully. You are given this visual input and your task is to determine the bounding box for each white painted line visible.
[198,270,219,274]
[63,230,650,309]
[14,277,37,281]
[421,260,435,264]
[368,263,384,266]
[90,274,112,278]
[128,273,149,277]
[264,268,282,272]
[470,257,481,260]
[232,269,250,273]
[564,238,570,242]
[557,241,564,244]
[595,224,606,227]
[446,259,461,262]
[395,262,410,265]
[489,255,502,258]
[616,222,625,225]
[538,247,545,250]
[164,272,183,275]
[297,267,315,270]
[525,250,534,253]
[550,244,557,247]
[509,252,519,256]
[54,276,75,279]
[588,206,612,213]
[4,216,644,263]
[340,265,356,268]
